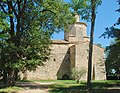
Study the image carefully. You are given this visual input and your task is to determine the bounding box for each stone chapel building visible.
[21,14,106,80]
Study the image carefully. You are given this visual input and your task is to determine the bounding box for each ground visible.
[0,80,120,93]
[16,82,55,93]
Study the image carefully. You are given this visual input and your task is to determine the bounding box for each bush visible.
[71,67,86,83]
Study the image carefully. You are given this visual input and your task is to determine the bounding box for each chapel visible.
[21,14,106,80]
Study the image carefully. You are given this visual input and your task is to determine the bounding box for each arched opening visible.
[62,74,70,80]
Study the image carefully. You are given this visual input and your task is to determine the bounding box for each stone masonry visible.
[20,14,106,80]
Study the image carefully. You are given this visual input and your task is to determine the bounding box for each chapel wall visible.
[93,45,106,80]
[20,43,71,80]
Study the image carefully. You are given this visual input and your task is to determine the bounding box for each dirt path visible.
[16,82,55,93]
[18,89,49,93]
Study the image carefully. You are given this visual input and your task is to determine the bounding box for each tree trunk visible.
[15,69,20,80]
[87,0,96,90]
[8,1,14,37]
[6,68,15,87]
[23,71,28,80]
[3,70,7,85]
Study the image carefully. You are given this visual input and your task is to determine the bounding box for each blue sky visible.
[52,0,119,47]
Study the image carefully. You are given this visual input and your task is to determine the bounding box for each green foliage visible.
[0,0,75,70]
[105,39,120,76]
[71,67,86,83]
[70,0,102,21]
[0,0,75,86]
[70,0,89,11]
[0,86,22,93]
[101,0,120,39]
[0,12,9,37]
[101,0,120,77]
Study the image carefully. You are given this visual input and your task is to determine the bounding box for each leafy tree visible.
[101,0,120,79]
[70,0,102,89]
[71,67,86,84]
[0,0,75,86]
[70,0,102,20]
[105,39,120,78]
[101,0,120,39]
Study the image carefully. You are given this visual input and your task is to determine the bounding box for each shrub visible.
[71,67,86,83]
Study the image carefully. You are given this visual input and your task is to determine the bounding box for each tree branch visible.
[21,0,27,32]
[0,30,5,34]
[7,0,14,37]
[11,2,18,17]
[0,3,7,14]
[40,9,56,15]
[21,0,26,12]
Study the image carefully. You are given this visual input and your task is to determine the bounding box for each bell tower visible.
[64,13,89,42]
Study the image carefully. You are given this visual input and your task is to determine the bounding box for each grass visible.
[0,80,120,93]
[49,80,120,93]
[0,80,22,93]
[0,86,22,93]
[49,80,86,93]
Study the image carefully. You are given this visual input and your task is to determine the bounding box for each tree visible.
[87,0,97,90]
[0,0,75,86]
[101,0,120,79]
[71,67,86,84]
[105,39,120,79]
[70,0,102,89]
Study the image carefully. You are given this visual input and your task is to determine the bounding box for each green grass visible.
[92,80,120,88]
[0,80,120,93]
[0,86,22,93]
[49,80,120,93]
[49,80,86,93]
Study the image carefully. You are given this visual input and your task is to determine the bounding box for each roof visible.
[51,40,88,44]
[94,44,105,50]
[76,22,87,27]
[52,40,69,44]
[51,40,104,50]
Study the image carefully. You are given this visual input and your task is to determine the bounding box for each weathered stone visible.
[20,14,106,80]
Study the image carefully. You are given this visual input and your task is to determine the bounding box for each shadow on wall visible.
[56,48,71,80]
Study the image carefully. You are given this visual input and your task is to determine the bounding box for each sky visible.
[52,0,119,47]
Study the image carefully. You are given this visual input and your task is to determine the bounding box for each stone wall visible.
[93,45,106,80]
[64,22,87,42]
[20,41,106,80]
[21,42,71,80]
[75,42,89,80]
[71,42,106,80]
[70,45,76,69]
